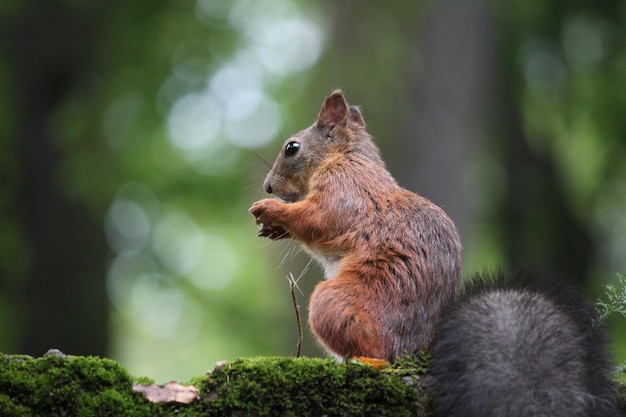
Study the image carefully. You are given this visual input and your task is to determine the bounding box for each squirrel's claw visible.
[258,224,290,240]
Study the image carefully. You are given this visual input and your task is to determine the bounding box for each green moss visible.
[194,357,429,416]
[1,351,624,416]
[0,352,431,416]
[0,351,159,416]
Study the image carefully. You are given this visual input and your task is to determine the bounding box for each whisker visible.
[275,121,285,143]
[240,158,263,167]
[279,240,302,269]
[279,242,296,269]
[260,239,275,250]
[254,152,272,169]
[244,180,265,191]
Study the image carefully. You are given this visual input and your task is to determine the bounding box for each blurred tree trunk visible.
[496,56,594,280]
[6,1,109,356]
[398,0,593,279]
[396,0,495,244]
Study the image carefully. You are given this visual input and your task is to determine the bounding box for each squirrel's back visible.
[432,269,620,417]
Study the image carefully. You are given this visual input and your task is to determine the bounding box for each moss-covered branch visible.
[1,351,624,416]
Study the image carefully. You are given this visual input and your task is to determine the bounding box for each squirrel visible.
[249,89,462,360]
[249,90,620,416]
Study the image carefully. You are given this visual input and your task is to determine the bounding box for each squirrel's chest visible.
[305,246,343,280]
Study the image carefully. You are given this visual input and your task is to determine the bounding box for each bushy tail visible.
[431,269,621,417]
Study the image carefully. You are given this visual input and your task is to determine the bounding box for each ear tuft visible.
[348,106,365,127]
[317,90,349,128]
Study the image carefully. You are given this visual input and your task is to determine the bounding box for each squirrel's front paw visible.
[249,199,277,225]
[249,199,290,240]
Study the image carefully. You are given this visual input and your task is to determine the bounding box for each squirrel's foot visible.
[352,357,391,370]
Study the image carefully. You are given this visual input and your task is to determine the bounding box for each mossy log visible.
[1,350,624,416]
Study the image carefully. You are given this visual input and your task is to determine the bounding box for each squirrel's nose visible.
[264,182,273,194]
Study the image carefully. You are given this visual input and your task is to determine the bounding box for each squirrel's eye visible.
[284,141,300,157]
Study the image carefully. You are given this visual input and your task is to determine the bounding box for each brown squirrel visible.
[249,90,462,361]
[249,90,620,416]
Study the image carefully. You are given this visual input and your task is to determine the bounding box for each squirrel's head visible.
[262,90,366,203]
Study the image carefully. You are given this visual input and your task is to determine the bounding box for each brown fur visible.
[250,90,462,361]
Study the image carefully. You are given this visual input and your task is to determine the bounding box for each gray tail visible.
[431,269,621,417]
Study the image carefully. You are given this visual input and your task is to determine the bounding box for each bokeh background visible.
[1,0,625,382]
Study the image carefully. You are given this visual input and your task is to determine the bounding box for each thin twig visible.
[287,272,303,357]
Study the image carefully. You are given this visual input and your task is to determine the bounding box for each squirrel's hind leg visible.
[308,277,386,360]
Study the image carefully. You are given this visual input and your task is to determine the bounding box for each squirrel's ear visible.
[317,90,348,129]
[348,106,365,127]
